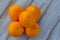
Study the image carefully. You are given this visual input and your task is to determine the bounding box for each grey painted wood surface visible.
[0,0,60,40]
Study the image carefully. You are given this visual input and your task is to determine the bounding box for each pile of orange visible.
[8,4,41,38]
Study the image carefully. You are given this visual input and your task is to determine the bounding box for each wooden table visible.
[0,0,60,40]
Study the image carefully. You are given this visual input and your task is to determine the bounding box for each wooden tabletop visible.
[0,0,60,40]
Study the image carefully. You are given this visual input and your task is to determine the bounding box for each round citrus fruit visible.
[19,11,36,27]
[26,6,41,20]
[8,21,24,37]
[8,4,24,21]
[25,23,40,37]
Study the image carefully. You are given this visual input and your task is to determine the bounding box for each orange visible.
[25,23,40,37]
[8,21,24,37]
[8,4,24,21]
[26,6,41,20]
[19,11,36,27]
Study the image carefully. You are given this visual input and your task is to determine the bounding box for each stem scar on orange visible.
[19,11,36,27]
[8,21,24,37]
[26,6,41,20]
[8,4,24,21]
[25,23,40,37]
